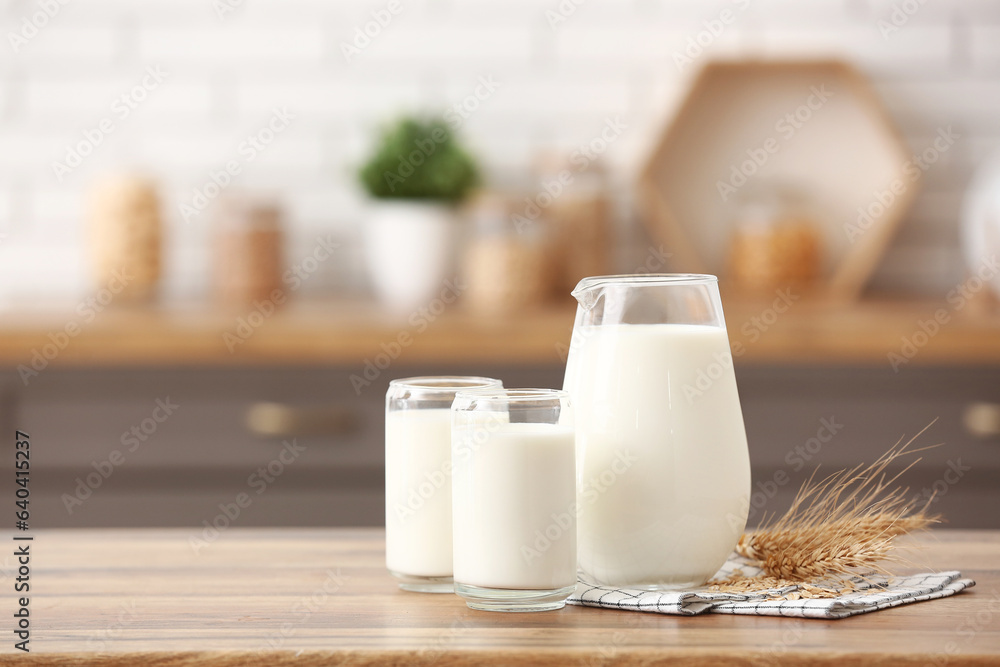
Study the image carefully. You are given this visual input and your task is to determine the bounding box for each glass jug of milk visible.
[563,274,751,589]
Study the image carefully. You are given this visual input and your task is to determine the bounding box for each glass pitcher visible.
[563,274,750,589]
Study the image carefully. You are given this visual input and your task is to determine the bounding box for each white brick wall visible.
[0,0,997,301]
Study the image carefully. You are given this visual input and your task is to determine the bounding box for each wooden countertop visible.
[11,528,1000,665]
[0,294,999,368]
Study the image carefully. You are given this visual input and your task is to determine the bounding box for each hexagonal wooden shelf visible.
[638,59,916,300]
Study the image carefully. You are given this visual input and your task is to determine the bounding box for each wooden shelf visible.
[638,60,916,300]
[0,295,998,369]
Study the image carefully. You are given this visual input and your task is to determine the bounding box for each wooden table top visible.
[6,528,998,665]
[0,294,999,369]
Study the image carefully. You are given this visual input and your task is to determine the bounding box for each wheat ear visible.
[736,421,942,582]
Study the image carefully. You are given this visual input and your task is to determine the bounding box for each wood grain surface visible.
[0,528,997,665]
[0,295,999,368]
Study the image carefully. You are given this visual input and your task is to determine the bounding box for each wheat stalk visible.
[734,421,941,584]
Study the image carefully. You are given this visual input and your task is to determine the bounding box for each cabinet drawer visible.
[29,468,385,528]
[739,365,1000,471]
[16,368,385,472]
[737,365,1000,529]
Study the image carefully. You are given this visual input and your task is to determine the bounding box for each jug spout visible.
[572,275,618,312]
[571,282,600,312]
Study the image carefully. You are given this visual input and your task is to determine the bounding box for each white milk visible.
[564,323,750,588]
[452,422,577,590]
[385,408,454,578]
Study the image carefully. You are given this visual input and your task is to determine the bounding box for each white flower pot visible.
[364,201,456,311]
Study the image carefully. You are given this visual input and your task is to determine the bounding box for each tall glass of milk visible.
[385,376,502,592]
[451,389,577,612]
[563,274,751,590]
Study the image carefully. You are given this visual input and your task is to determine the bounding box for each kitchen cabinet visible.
[3,362,999,530]
[2,297,998,529]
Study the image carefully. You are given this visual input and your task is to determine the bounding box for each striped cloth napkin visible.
[568,554,975,619]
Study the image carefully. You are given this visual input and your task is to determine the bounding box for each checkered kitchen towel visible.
[568,554,975,619]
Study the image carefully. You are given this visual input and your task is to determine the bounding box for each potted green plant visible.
[358,116,478,310]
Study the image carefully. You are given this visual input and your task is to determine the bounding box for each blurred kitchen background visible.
[1,0,999,530]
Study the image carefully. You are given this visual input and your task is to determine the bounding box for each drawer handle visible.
[246,402,359,439]
[963,402,1000,439]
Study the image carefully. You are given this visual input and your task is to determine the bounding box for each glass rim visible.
[454,388,569,403]
[388,376,502,393]
[573,273,718,294]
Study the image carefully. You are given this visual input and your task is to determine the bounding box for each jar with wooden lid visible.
[462,192,547,315]
[212,197,285,306]
[87,174,162,302]
[533,153,612,297]
[726,184,823,294]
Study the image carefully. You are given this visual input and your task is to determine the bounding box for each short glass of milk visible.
[451,388,577,612]
[385,376,502,593]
